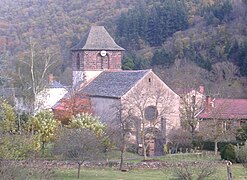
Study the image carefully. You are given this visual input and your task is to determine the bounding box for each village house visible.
[34,74,68,113]
[53,26,181,155]
[196,97,247,130]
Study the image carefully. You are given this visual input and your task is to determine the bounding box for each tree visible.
[53,113,105,179]
[236,123,247,144]
[0,99,17,133]
[52,88,92,124]
[0,51,11,86]
[15,38,60,113]
[110,104,133,170]
[27,110,60,153]
[199,101,236,155]
[0,100,39,159]
[180,89,204,141]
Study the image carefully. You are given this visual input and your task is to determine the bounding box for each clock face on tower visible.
[100,50,107,57]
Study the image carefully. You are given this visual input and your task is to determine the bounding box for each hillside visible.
[0,0,247,97]
[115,0,247,97]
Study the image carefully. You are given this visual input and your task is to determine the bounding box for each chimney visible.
[199,85,204,94]
[205,96,211,112]
[48,74,54,83]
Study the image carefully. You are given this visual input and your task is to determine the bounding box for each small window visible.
[76,53,80,70]
[148,78,151,83]
[240,120,247,126]
[192,95,196,104]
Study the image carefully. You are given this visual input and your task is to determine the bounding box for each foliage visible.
[237,41,247,76]
[0,52,10,86]
[236,123,247,144]
[167,128,192,152]
[235,142,247,163]
[116,0,189,48]
[151,49,175,68]
[122,57,135,70]
[0,134,39,160]
[202,141,238,152]
[0,160,56,179]
[220,144,236,163]
[202,0,233,24]
[27,111,60,151]
[0,99,17,133]
[67,113,105,137]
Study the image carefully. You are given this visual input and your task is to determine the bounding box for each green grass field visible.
[54,153,247,180]
[56,164,246,180]
[2,152,246,179]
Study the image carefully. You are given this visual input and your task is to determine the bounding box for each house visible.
[34,74,68,113]
[197,97,247,130]
[53,26,181,156]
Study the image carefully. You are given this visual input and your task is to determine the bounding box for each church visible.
[53,26,181,156]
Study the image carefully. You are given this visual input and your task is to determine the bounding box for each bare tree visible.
[198,99,236,155]
[210,61,240,83]
[53,127,104,179]
[209,61,246,98]
[180,89,204,140]
[15,38,60,113]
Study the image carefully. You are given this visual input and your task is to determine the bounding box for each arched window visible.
[76,53,80,70]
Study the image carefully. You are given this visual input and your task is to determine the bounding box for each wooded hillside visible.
[0,0,247,98]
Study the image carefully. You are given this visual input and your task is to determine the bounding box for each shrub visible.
[0,134,39,160]
[202,141,237,151]
[220,144,236,163]
[127,144,138,154]
[235,142,247,163]
[171,162,216,180]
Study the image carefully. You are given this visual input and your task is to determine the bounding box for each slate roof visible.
[71,26,124,51]
[48,80,66,88]
[197,98,247,119]
[80,70,150,98]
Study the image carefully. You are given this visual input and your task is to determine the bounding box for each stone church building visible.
[53,26,180,156]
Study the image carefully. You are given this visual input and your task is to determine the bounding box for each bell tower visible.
[71,26,124,85]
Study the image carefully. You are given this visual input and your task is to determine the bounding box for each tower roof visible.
[71,26,124,51]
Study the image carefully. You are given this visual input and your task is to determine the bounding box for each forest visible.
[0,0,247,98]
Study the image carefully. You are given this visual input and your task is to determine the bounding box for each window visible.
[144,106,158,121]
[76,53,80,70]
[191,95,196,105]
[240,120,247,126]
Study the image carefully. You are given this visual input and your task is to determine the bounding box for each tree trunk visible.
[214,141,218,155]
[191,127,196,141]
[42,141,45,156]
[120,120,126,170]
[120,145,124,170]
[77,162,83,179]
[142,138,147,160]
